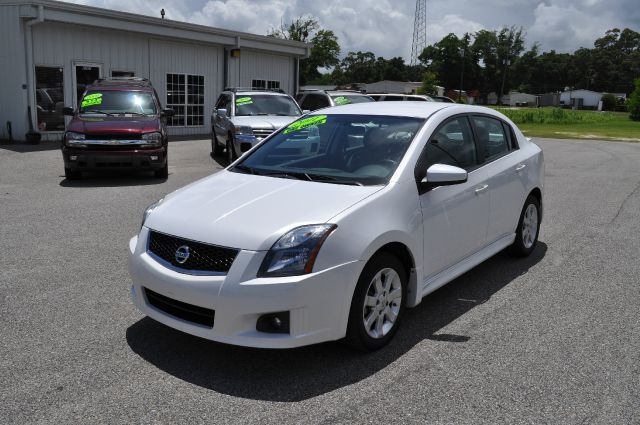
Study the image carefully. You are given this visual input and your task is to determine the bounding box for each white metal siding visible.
[240,50,294,94]
[0,5,29,139]
[149,39,223,136]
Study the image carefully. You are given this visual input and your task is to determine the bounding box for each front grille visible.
[253,128,274,139]
[86,133,142,140]
[147,230,239,275]
[144,287,215,327]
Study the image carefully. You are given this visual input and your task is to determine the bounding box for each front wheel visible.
[211,132,224,157]
[345,252,407,351]
[154,161,168,179]
[226,135,237,164]
[510,195,541,257]
[64,167,81,180]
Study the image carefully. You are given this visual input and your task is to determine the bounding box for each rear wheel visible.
[345,252,407,351]
[64,167,81,180]
[510,195,540,256]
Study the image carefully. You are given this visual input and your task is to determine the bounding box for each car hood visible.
[230,115,298,130]
[145,170,382,251]
[67,115,160,134]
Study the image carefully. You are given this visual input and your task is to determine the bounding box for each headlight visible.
[65,132,86,146]
[234,126,254,136]
[141,132,162,146]
[141,198,163,229]
[258,224,337,277]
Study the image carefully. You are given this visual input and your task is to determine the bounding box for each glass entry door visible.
[74,63,102,107]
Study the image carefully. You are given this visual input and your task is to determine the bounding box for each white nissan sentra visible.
[129,102,544,351]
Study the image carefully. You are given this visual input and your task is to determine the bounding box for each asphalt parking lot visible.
[1,137,639,424]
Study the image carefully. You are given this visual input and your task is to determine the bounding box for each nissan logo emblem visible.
[175,245,190,264]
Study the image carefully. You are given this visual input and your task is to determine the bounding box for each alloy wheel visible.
[362,268,402,339]
[522,203,538,249]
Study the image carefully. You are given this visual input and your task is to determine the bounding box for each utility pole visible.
[459,47,465,102]
[499,58,510,105]
[410,0,427,66]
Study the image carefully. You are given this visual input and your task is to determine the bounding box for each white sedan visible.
[128,102,544,350]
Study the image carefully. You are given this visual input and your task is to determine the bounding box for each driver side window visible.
[423,116,477,170]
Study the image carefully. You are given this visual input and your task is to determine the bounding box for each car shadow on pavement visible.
[0,140,61,153]
[126,242,547,402]
[210,152,230,168]
[59,171,168,187]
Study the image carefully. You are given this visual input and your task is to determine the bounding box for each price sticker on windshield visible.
[235,96,253,106]
[81,93,103,108]
[284,115,327,134]
[333,96,351,105]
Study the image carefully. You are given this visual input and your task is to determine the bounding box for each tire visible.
[345,252,407,351]
[226,134,237,164]
[154,161,168,179]
[510,195,541,257]
[211,132,224,157]
[64,167,81,180]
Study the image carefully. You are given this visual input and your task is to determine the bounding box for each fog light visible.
[150,155,159,161]
[69,155,78,161]
[256,311,290,334]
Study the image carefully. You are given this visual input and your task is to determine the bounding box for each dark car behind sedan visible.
[61,78,173,179]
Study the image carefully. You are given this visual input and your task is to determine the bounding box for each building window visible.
[111,70,135,77]
[166,73,204,127]
[252,79,280,90]
[35,66,65,132]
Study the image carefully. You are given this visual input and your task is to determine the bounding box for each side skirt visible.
[419,234,516,300]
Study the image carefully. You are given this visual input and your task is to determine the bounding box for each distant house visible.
[509,92,539,107]
[365,80,444,96]
[560,89,602,109]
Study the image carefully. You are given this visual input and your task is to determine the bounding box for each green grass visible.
[491,107,640,142]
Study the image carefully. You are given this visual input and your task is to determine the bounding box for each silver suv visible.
[211,88,302,162]
[296,90,374,112]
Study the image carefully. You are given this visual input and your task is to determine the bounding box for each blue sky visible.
[70,0,639,58]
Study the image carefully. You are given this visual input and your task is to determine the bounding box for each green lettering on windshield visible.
[333,96,351,105]
[283,115,327,134]
[81,93,103,108]
[235,96,253,106]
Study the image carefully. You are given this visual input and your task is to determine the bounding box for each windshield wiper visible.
[82,110,116,116]
[124,112,150,116]
[261,171,312,181]
[307,174,364,186]
[232,164,258,174]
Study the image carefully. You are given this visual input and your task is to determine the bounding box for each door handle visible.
[475,184,489,194]
[515,163,526,172]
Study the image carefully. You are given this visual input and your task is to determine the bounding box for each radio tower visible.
[410,0,427,66]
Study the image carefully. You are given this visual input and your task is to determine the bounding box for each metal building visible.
[0,0,309,141]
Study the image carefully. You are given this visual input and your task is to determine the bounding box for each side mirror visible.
[62,107,75,116]
[216,109,228,118]
[161,108,175,117]
[420,164,468,192]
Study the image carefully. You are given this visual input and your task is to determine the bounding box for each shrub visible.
[494,107,615,125]
[629,78,640,121]
[601,93,617,111]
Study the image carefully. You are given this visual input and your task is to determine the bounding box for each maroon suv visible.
[61,78,173,179]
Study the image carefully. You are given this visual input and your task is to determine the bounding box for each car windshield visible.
[79,90,157,115]
[235,95,301,116]
[232,114,424,186]
[330,94,375,105]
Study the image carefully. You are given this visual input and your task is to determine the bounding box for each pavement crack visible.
[609,179,640,224]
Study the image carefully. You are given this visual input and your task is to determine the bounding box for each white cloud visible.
[63,0,633,58]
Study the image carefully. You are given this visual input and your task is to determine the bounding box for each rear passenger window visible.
[381,96,404,101]
[472,116,510,162]
[422,117,477,170]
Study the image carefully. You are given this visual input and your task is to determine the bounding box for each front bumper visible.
[62,146,167,171]
[128,227,362,349]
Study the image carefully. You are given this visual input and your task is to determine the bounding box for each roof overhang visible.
[11,0,311,57]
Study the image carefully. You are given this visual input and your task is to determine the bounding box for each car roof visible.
[327,91,369,96]
[313,101,500,119]
[87,82,154,91]
[227,91,290,97]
